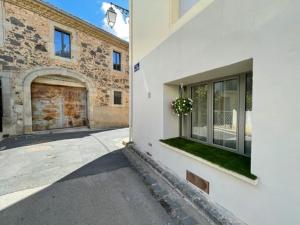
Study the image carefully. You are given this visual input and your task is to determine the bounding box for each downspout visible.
[129,0,133,142]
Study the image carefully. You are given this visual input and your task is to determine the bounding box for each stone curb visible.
[123,145,246,225]
[123,147,200,225]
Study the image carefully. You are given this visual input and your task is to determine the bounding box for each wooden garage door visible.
[31,83,87,131]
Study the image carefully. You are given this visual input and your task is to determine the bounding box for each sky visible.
[43,0,129,41]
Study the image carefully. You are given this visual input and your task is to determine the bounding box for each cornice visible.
[4,0,129,50]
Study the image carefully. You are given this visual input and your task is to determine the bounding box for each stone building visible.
[0,0,129,136]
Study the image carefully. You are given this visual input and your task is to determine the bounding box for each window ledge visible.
[160,141,258,186]
[53,55,77,63]
[112,104,125,107]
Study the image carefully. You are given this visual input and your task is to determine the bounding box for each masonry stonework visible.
[0,1,129,135]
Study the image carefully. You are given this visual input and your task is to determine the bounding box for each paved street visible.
[0,128,174,225]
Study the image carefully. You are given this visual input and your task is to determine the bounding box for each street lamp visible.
[106,2,129,28]
[106,6,117,28]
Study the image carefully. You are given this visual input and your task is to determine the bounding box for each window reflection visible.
[191,84,208,142]
[55,29,71,59]
[213,79,238,149]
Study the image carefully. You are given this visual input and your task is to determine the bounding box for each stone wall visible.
[0,2,129,134]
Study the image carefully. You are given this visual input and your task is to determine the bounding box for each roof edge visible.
[4,0,129,49]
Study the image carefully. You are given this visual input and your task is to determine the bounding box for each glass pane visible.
[113,52,121,70]
[116,53,120,64]
[54,30,62,56]
[213,79,238,149]
[63,33,71,58]
[113,52,117,64]
[191,84,208,142]
[245,74,253,155]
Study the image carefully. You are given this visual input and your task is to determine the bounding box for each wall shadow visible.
[0,128,118,151]
[0,149,132,225]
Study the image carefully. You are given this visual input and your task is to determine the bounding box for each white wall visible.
[132,0,300,224]
[131,0,172,63]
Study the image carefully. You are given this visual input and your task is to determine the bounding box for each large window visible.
[113,51,121,71]
[54,29,71,58]
[189,73,253,156]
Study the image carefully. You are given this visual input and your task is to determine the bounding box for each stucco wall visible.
[132,0,300,224]
[131,0,172,63]
[0,2,129,134]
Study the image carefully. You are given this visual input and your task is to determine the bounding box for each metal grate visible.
[213,110,234,128]
[186,170,209,194]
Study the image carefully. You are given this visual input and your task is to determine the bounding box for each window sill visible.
[160,138,258,186]
[53,55,75,63]
[112,69,125,74]
[112,104,125,107]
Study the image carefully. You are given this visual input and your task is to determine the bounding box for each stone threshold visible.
[31,127,108,135]
[32,126,90,135]
[124,144,246,225]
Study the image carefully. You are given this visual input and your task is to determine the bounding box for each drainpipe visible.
[129,0,134,142]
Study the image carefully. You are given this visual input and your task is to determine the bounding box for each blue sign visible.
[134,63,140,72]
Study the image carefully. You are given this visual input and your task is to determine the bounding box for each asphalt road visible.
[0,128,174,225]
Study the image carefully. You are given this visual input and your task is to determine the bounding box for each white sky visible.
[101,2,129,41]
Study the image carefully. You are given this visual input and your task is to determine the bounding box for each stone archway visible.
[22,67,96,134]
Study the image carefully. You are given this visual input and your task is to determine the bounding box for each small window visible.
[113,91,122,105]
[55,29,71,58]
[113,51,121,71]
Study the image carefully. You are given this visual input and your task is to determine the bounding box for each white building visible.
[130,0,300,224]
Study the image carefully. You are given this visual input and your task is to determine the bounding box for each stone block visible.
[14,104,23,114]
[10,17,25,27]
[35,44,47,52]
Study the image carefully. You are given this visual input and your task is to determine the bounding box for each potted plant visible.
[171,97,193,137]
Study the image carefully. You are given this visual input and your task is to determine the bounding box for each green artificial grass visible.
[160,137,257,180]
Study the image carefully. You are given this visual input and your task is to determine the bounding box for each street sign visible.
[134,63,140,72]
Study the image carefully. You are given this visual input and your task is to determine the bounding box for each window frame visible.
[113,90,123,106]
[54,28,71,59]
[113,51,121,71]
[186,72,252,156]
